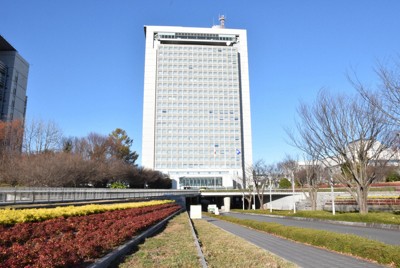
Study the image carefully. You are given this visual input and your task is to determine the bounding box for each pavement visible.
[204,216,386,268]
[225,212,400,246]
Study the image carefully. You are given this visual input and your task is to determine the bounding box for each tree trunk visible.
[357,186,369,214]
[258,193,265,210]
[309,189,317,211]
[245,194,252,210]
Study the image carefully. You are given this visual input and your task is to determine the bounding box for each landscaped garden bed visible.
[209,213,400,267]
[0,201,181,267]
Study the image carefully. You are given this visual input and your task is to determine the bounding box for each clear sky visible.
[2,0,400,165]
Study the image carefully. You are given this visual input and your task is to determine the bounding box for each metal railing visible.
[0,187,200,205]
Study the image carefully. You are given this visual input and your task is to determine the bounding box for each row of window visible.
[156,122,240,127]
[158,62,237,68]
[158,58,237,64]
[159,45,237,52]
[155,141,241,147]
[179,177,223,187]
[158,109,238,114]
[156,83,239,88]
[157,125,240,130]
[157,160,241,164]
[156,113,239,118]
[157,84,240,90]
[156,163,241,169]
[158,65,237,72]
[158,52,237,58]
[156,150,240,156]
[158,71,238,77]
[156,99,240,104]
[156,92,239,98]
[157,75,238,80]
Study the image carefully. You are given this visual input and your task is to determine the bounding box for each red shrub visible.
[0,203,180,267]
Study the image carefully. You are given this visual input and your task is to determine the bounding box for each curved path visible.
[205,216,385,268]
[225,212,400,246]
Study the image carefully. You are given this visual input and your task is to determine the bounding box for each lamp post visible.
[330,169,336,215]
[291,171,296,213]
[269,176,272,213]
[252,185,256,210]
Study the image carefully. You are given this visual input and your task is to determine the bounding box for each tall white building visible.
[142,18,252,189]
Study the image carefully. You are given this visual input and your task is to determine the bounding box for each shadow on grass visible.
[106,212,182,268]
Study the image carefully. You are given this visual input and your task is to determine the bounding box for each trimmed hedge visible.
[231,209,400,225]
[210,214,400,267]
[0,200,173,226]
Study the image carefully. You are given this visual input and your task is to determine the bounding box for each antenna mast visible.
[219,15,225,28]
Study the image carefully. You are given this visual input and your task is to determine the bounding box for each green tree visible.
[110,181,127,189]
[279,178,292,189]
[386,170,400,182]
[109,128,138,165]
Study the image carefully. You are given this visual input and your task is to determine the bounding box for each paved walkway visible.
[225,212,400,245]
[204,216,385,268]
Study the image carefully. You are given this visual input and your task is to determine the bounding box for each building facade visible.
[142,20,252,189]
[0,35,29,122]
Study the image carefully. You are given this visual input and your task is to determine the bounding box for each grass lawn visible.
[119,213,200,268]
[231,209,400,225]
[192,218,296,268]
[120,212,296,268]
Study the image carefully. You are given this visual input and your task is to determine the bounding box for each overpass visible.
[201,190,305,210]
[0,187,304,210]
[0,187,199,206]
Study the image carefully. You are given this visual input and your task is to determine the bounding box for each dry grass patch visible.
[119,212,200,268]
[193,219,297,268]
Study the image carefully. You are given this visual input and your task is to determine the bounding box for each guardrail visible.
[0,187,200,205]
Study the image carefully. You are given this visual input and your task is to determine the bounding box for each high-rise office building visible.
[142,18,252,189]
[0,35,29,122]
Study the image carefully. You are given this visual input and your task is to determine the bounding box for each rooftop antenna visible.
[219,15,225,28]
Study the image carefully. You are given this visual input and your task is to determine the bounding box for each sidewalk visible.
[204,216,385,268]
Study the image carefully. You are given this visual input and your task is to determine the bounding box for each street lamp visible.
[291,171,296,213]
[329,169,336,215]
[269,176,272,213]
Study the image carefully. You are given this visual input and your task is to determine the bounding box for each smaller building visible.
[0,35,29,122]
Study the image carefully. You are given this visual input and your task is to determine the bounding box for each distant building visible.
[0,35,29,122]
[142,17,253,189]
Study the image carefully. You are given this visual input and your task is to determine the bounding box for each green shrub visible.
[386,171,400,182]
[279,178,292,189]
[110,182,127,189]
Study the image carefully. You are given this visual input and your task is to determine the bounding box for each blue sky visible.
[2,0,400,165]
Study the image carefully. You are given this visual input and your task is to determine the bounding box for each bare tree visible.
[250,159,269,209]
[23,119,63,154]
[0,119,24,155]
[277,155,298,185]
[240,164,255,210]
[354,58,400,127]
[288,90,396,214]
[295,154,325,210]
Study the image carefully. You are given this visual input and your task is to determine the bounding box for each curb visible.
[88,208,184,268]
[229,211,400,230]
[187,213,208,268]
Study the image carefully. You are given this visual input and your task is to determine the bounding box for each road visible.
[225,212,400,245]
[205,216,385,268]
